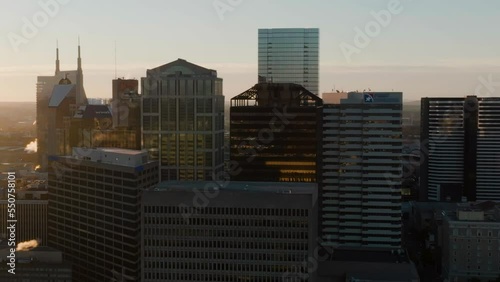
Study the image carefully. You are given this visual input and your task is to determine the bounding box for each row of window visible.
[144,206,309,217]
[143,241,308,255]
[144,217,308,230]
[144,229,308,240]
[143,270,305,281]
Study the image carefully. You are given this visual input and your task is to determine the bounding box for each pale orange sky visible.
[1,0,500,101]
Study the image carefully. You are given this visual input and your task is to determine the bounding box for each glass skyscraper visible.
[258,28,319,95]
[230,83,323,183]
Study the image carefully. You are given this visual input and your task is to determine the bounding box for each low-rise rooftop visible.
[152,180,316,194]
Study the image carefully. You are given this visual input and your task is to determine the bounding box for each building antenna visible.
[114,40,117,79]
[55,39,60,74]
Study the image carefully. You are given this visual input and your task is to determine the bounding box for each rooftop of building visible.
[443,201,500,222]
[322,91,402,106]
[147,58,217,77]
[52,147,151,169]
[151,180,316,194]
[330,247,410,263]
[76,147,146,156]
[0,244,70,270]
[231,82,322,107]
[0,242,59,254]
[318,247,419,282]
[407,201,459,212]
[258,28,319,32]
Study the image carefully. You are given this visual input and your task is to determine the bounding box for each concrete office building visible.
[142,181,319,281]
[421,96,500,201]
[111,78,142,148]
[0,245,72,281]
[321,92,403,248]
[258,28,319,94]
[142,59,225,181]
[317,247,419,282]
[230,83,323,183]
[0,189,48,245]
[442,202,500,282]
[48,148,158,281]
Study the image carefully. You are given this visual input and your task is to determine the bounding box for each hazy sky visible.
[1,0,500,102]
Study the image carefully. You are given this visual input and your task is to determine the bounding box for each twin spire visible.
[55,38,82,75]
[55,38,86,106]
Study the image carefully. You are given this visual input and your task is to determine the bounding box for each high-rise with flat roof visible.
[442,202,500,282]
[420,96,500,201]
[230,83,323,183]
[142,181,319,281]
[141,59,225,182]
[321,92,403,249]
[47,148,158,282]
[258,28,319,95]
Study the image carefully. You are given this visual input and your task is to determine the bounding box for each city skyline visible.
[1,0,500,102]
[2,2,500,281]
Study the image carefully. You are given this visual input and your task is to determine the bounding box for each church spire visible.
[55,40,60,75]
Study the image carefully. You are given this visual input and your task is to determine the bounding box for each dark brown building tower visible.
[230,83,322,182]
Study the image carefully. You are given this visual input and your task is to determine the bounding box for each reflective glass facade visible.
[258,28,319,95]
[142,59,225,182]
[230,83,322,183]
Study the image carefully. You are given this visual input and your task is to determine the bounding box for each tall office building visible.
[37,44,87,170]
[142,181,319,281]
[141,59,225,181]
[69,103,141,150]
[0,189,48,244]
[421,96,500,202]
[258,28,319,95]
[321,92,403,249]
[441,202,500,282]
[230,83,323,183]
[112,79,141,135]
[48,148,158,281]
